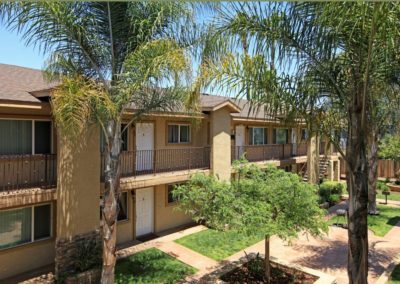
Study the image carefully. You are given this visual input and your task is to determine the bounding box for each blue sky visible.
[0,26,47,69]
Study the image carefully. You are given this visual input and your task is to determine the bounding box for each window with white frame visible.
[167,124,190,144]
[249,127,267,145]
[0,119,52,155]
[0,203,52,250]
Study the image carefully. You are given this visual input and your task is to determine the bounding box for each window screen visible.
[0,207,32,249]
[0,120,32,155]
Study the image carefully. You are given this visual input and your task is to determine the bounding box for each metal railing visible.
[101,147,210,180]
[0,154,57,192]
[232,144,294,162]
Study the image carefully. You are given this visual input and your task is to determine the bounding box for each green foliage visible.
[377,180,390,192]
[319,181,344,204]
[379,135,400,161]
[174,163,327,242]
[390,265,400,284]
[175,229,264,261]
[115,248,196,284]
[328,194,340,204]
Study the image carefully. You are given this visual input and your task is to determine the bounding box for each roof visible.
[0,63,57,103]
[0,64,279,120]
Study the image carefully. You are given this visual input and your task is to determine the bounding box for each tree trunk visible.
[346,90,369,284]
[367,133,379,215]
[307,130,320,184]
[101,120,122,284]
[264,236,270,283]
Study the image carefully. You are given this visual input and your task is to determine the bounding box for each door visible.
[135,123,154,171]
[235,125,245,159]
[135,187,154,237]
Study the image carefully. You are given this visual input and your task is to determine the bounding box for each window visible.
[100,192,128,221]
[117,192,128,221]
[273,129,289,144]
[167,124,190,144]
[167,184,181,204]
[249,127,267,145]
[0,120,52,155]
[301,129,309,141]
[0,204,52,250]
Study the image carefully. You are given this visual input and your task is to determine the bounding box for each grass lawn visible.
[175,229,265,261]
[377,191,400,202]
[390,265,400,284]
[115,248,197,284]
[329,205,400,237]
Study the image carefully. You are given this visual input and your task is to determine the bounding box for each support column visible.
[55,125,101,278]
[210,108,232,181]
[307,132,320,184]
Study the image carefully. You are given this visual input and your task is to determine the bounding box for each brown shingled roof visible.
[0,63,57,103]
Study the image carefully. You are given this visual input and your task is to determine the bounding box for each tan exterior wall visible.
[0,240,55,280]
[154,184,192,233]
[124,116,209,151]
[57,125,100,239]
[210,108,232,181]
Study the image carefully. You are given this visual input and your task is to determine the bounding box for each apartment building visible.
[0,64,340,280]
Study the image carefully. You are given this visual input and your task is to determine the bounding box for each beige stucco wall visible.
[57,125,100,239]
[154,184,192,233]
[210,108,232,181]
[124,116,209,151]
[0,240,55,280]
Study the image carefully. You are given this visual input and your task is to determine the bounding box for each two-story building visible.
[0,64,340,280]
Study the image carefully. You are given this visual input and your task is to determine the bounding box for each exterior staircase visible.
[302,156,329,182]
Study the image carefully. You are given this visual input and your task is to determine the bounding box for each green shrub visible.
[328,194,340,204]
[320,181,344,195]
[377,180,389,192]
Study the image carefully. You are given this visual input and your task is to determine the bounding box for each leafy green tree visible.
[173,162,327,282]
[379,134,400,161]
[0,2,203,282]
[199,3,400,282]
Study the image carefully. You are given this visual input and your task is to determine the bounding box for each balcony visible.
[0,154,57,192]
[232,142,330,163]
[100,147,211,179]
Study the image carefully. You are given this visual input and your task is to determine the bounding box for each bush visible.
[319,181,344,204]
[328,194,340,204]
[377,180,389,192]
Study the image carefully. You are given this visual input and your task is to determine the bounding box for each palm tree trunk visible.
[101,120,122,284]
[347,89,369,284]
[368,133,379,215]
[264,236,270,283]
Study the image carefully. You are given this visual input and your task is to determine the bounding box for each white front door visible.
[235,125,245,159]
[135,187,154,237]
[135,123,154,171]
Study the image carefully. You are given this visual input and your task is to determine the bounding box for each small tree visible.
[173,162,327,282]
[379,134,400,184]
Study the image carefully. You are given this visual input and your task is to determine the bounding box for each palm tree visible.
[0,2,203,282]
[200,2,400,283]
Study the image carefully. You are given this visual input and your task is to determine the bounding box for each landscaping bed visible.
[175,229,265,261]
[114,248,196,284]
[220,256,317,284]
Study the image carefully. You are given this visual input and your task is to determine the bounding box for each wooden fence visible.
[340,158,400,179]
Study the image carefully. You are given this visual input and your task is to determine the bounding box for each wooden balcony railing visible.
[0,154,57,192]
[101,147,211,180]
[232,144,294,162]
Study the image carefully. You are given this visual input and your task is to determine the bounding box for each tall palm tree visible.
[0,2,202,282]
[200,2,400,283]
